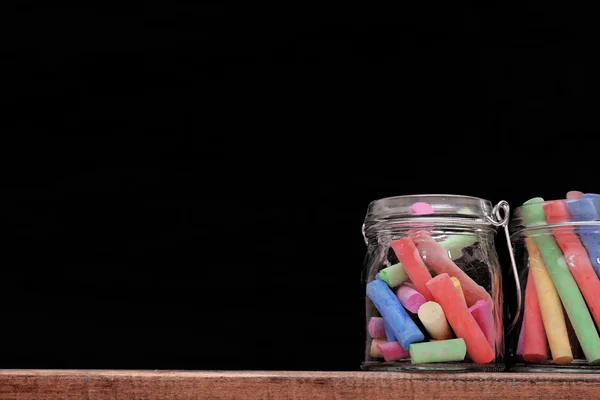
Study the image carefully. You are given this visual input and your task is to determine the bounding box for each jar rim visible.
[363,194,497,239]
[510,194,600,236]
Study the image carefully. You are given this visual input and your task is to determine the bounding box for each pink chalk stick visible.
[368,317,387,339]
[396,285,427,313]
[411,202,434,215]
[469,299,495,351]
[376,341,410,362]
[517,321,525,361]
[567,191,583,200]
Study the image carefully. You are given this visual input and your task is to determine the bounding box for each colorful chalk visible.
[396,284,427,313]
[418,301,452,340]
[469,299,495,351]
[451,277,466,306]
[523,198,600,363]
[409,338,466,363]
[522,269,549,363]
[525,237,573,364]
[390,238,434,302]
[377,341,410,362]
[426,273,495,363]
[543,199,600,329]
[366,279,425,349]
[412,232,491,307]
[378,263,409,288]
[370,339,386,358]
[566,195,600,277]
[368,317,386,339]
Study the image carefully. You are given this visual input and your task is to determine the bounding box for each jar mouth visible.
[510,194,600,238]
[363,194,496,239]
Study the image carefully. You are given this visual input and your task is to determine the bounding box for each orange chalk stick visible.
[390,238,434,302]
[544,200,600,329]
[412,232,491,307]
[426,273,495,363]
[523,269,549,362]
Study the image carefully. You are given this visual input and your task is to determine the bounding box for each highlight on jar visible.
[361,195,510,372]
[509,191,600,372]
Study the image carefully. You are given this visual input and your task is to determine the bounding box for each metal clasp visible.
[490,200,522,334]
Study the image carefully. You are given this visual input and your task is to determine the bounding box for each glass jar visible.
[361,194,517,372]
[509,195,600,372]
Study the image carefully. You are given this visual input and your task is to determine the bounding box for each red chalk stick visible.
[544,200,600,330]
[390,238,434,302]
[523,269,549,363]
[412,232,491,307]
[567,191,583,200]
[426,273,495,363]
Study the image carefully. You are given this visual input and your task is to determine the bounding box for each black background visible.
[2,4,599,371]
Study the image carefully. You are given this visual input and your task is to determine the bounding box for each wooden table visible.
[1,370,599,399]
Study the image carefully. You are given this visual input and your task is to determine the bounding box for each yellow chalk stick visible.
[526,238,573,364]
[370,339,387,358]
[418,301,453,340]
[451,276,466,306]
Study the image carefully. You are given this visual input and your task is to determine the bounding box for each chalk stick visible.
[368,317,386,339]
[426,273,495,363]
[443,234,478,261]
[523,268,549,363]
[469,299,495,351]
[377,341,410,362]
[409,338,466,363]
[396,284,427,313]
[525,237,573,364]
[567,191,583,199]
[567,195,600,277]
[544,199,600,329]
[384,320,396,342]
[411,202,434,215]
[412,232,491,307]
[523,198,600,363]
[382,234,475,288]
[366,279,425,349]
[390,238,434,301]
[370,339,386,358]
[516,321,525,361]
[451,277,466,306]
[378,263,409,288]
[565,307,582,359]
[418,301,452,340]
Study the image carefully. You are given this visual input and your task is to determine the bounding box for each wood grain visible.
[1,370,600,399]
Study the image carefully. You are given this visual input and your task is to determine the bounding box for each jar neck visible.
[364,220,498,244]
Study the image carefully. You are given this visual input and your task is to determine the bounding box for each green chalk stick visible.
[442,234,478,260]
[409,338,467,363]
[379,263,409,288]
[522,197,600,364]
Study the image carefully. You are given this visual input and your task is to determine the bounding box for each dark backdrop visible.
[2,4,598,370]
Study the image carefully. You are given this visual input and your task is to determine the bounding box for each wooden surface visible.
[2,370,600,399]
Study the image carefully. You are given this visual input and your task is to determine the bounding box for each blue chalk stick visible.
[366,279,424,349]
[384,320,396,342]
[568,194,600,277]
